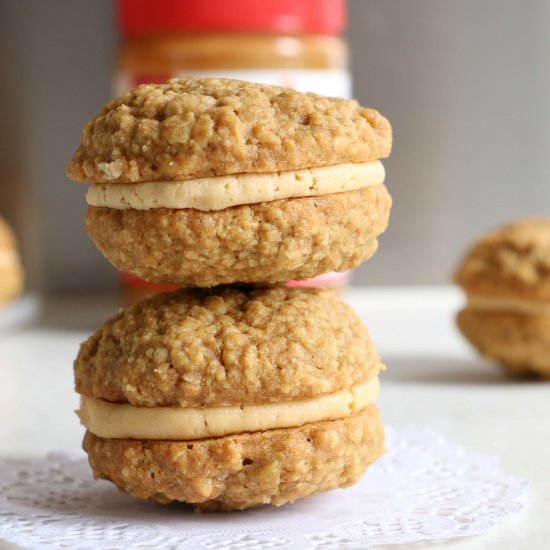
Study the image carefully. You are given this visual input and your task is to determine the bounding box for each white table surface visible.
[0,287,548,549]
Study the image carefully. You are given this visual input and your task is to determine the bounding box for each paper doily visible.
[0,427,527,549]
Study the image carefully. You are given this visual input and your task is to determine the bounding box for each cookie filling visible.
[467,295,550,315]
[86,161,385,212]
[77,377,379,440]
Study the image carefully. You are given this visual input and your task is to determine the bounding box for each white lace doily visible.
[0,427,527,550]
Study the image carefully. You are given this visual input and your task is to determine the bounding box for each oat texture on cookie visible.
[74,286,382,407]
[83,408,384,511]
[67,78,392,184]
[85,185,391,287]
[455,218,550,300]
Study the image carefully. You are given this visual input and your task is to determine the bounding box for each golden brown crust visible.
[454,218,550,301]
[66,78,392,184]
[83,407,384,511]
[85,185,391,287]
[74,286,382,407]
[457,308,550,377]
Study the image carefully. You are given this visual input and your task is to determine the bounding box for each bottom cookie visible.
[457,309,550,377]
[85,185,391,287]
[83,405,384,511]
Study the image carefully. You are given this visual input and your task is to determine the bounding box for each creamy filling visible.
[77,377,379,440]
[86,161,385,212]
[467,295,550,315]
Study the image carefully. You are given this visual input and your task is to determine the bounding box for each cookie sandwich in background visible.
[455,218,550,377]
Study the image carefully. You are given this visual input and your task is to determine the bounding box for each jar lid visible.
[118,0,346,36]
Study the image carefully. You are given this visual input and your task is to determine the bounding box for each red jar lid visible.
[118,0,346,36]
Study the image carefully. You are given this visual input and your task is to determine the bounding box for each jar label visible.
[116,69,352,99]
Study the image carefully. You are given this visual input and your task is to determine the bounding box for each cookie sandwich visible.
[76,286,384,511]
[67,77,392,287]
[0,216,23,306]
[455,218,550,377]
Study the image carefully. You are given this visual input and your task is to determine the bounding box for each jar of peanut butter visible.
[116,0,352,304]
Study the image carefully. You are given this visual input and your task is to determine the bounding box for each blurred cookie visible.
[455,218,550,376]
[0,217,23,305]
[68,77,392,286]
[75,286,385,510]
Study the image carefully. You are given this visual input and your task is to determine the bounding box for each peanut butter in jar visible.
[116,0,352,304]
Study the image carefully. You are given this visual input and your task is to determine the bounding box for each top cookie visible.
[74,286,382,408]
[454,218,550,300]
[67,78,392,184]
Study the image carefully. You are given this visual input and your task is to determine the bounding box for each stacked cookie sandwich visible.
[68,78,392,510]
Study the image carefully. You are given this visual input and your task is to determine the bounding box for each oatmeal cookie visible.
[85,185,391,287]
[83,407,384,511]
[455,218,550,375]
[68,78,393,285]
[74,286,383,407]
[67,78,391,183]
[454,218,550,301]
[457,310,550,377]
